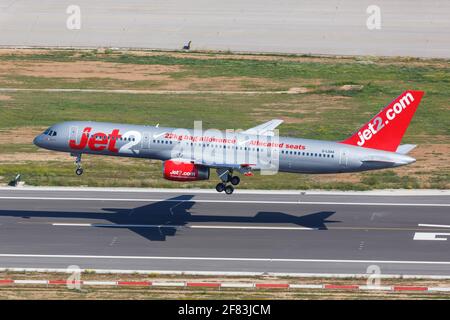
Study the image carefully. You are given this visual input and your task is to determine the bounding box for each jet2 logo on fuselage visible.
[69,127,122,152]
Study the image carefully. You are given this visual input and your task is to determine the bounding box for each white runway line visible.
[289,284,324,289]
[151,282,185,287]
[1,253,450,265]
[52,223,183,229]
[220,282,255,288]
[52,223,317,231]
[82,281,117,286]
[413,233,450,241]
[0,196,449,207]
[419,224,450,229]
[189,225,316,230]
[414,224,450,241]
[14,279,48,285]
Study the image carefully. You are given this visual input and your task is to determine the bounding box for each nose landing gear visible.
[73,153,83,176]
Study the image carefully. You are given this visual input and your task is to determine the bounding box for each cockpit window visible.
[43,128,57,136]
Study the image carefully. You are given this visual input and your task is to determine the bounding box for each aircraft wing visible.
[172,157,258,173]
[194,159,258,172]
[242,119,283,136]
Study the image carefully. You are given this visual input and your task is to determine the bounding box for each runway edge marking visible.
[0,278,448,293]
[2,267,450,279]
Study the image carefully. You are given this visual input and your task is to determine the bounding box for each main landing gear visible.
[73,153,83,176]
[215,169,240,195]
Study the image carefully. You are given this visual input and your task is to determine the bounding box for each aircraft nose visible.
[33,135,43,148]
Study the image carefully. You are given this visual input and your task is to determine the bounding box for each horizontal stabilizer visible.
[396,144,416,154]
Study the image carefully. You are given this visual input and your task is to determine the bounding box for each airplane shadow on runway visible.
[0,195,339,241]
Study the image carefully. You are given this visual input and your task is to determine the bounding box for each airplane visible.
[33,90,424,194]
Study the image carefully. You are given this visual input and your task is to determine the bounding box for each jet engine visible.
[163,160,210,181]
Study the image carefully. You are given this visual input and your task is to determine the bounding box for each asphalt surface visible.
[0,187,450,276]
[1,0,449,58]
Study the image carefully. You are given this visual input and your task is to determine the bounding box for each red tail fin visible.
[340,90,424,152]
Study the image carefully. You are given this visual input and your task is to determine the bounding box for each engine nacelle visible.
[163,160,210,181]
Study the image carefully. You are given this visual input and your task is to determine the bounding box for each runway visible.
[0,187,450,277]
[1,0,449,58]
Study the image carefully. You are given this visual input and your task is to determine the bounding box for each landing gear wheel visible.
[73,153,83,176]
[230,176,240,186]
[225,185,234,195]
[215,183,225,192]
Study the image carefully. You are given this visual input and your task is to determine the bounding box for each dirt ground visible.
[0,56,283,91]
[0,127,44,144]
[0,60,180,81]
[2,48,447,68]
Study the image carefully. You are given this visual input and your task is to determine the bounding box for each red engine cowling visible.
[163,160,210,181]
